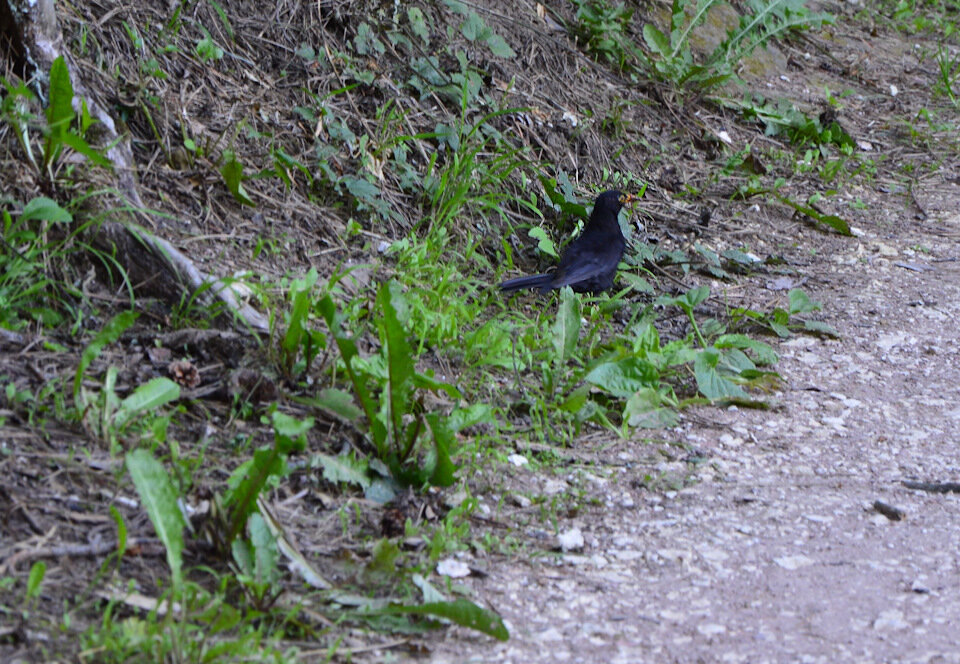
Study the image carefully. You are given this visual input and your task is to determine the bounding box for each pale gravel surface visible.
[425,211,960,662]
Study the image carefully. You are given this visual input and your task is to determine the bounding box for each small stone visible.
[437,558,471,578]
[558,527,585,552]
[697,623,727,636]
[773,555,815,570]
[873,609,909,631]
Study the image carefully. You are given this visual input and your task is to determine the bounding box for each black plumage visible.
[500,190,635,294]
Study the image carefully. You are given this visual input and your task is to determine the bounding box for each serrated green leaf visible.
[272,410,313,442]
[408,8,430,44]
[447,403,494,432]
[312,452,371,489]
[344,175,381,203]
[299,387,363,422]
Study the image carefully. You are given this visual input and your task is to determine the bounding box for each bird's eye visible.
[618,194,626,203]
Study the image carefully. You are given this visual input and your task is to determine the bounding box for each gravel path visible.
[428,211,960,662]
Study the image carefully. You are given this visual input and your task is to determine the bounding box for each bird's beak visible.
[621,193,638,205]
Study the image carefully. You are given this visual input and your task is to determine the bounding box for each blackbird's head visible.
[594,189,637,215]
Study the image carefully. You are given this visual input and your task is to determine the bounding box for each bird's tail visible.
[499,273,553,292]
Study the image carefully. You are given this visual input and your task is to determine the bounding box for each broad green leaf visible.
[624,388,679,428]
[318,294,380,441]
[460,12,485,41]
[559,384,590,413]
[114,377,180,430]
[788,289,821,314]
[220,152,255,206]
[426,413,456,487]
[26,561,46,600]
[388,598,509,641]
[803,320,840,337]
[61,131,113,169]
[769,321,791,338]
[377,281,416,453]
[447,403,494,432]
[232,538,254,577]
[296,387,363,422]
[413,371,461,399]
[553,287,580,363]
[20,197,72,223]
[657,285,710,313]
[585,357,659,398]
[408,8,430,44]
[224,447,286,543]
[272,411,312,439]
[538,175,589,218]
[126,449,186,590]
[248,513,279,586]
[413,573,446,604]
[486,34,515,58]
[774,194,851,235]
[632,322,661,353]
[281,268,318,362]
[714,333,778,365]
[721,248,760,266]
[442,0,468,14]
[528,226,558,257]
[46,56,74,144]
[693,349,748,400]
[343,176,380,202]
[643,24,671,56]
[620,272,654,294]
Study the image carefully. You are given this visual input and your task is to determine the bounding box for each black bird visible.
[500,190,636,294]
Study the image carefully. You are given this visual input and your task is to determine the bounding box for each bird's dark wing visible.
[499,273,555,292]
[548,254,614,289]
